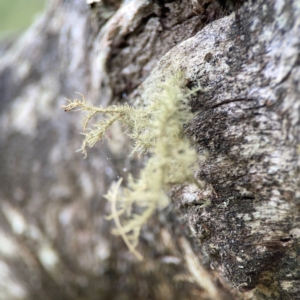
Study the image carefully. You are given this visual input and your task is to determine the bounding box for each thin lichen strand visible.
[63,73,200,259]
[64,95,156,157]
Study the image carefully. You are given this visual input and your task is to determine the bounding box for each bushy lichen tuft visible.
[63,72,201,260]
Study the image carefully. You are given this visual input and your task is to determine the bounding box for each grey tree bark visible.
[0,0,299,299]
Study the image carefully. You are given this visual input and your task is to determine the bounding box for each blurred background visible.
[0,0,45,40]
[0,1,207,299]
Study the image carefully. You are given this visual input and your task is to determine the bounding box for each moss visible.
[63,72,202,260]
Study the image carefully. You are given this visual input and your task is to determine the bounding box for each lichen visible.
[63,72,201,260]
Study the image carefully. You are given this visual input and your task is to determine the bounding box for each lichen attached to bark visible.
[63,72,202,259]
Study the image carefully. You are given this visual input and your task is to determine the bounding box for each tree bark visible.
[0,0,299,299]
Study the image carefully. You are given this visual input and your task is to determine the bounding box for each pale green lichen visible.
[63,72,201,260]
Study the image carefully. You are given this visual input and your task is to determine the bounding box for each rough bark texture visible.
[0,0,299,299]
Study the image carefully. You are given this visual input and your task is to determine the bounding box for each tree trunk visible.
[0,0,299,299]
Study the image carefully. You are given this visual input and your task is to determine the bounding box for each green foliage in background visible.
[0,0,45,39]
